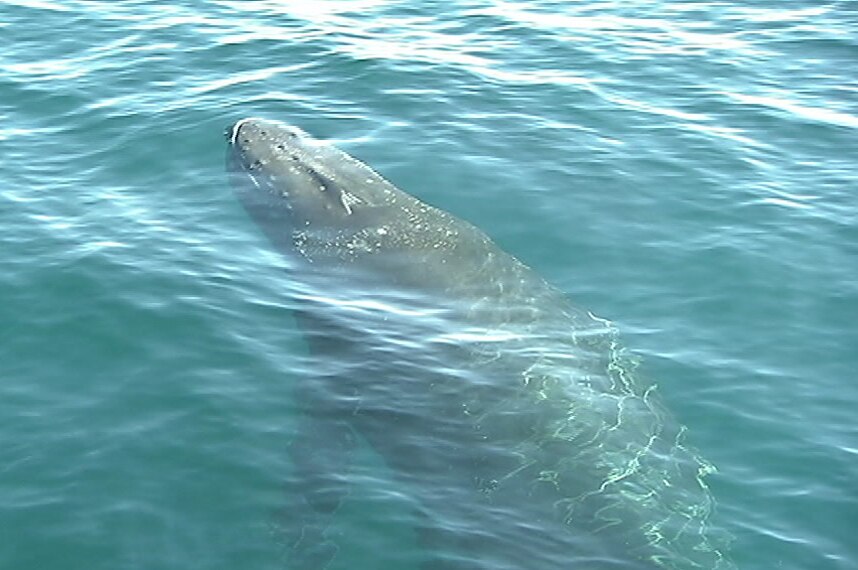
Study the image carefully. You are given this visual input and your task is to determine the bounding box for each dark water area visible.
[1,1,856,569]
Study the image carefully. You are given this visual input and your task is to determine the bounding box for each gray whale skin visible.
[225,118,733,570]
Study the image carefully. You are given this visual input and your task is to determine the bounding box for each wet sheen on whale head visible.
[227,118,396,230]
[225,117,494,289]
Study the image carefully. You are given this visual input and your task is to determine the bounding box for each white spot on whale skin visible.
[376,227,388,235]
[340,191,363,215]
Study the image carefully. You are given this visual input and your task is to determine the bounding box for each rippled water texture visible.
[1,1,856,569]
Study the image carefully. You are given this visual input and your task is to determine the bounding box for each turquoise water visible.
[1,1,856,569]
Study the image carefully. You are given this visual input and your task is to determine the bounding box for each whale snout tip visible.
[229,117,307,138]
[226,117,273,145]
[228,117,255,145]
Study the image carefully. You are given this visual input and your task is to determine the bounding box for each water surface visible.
[1,1,856,569]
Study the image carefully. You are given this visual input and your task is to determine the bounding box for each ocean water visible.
[1,1,856,569]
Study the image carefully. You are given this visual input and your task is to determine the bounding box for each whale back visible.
[226,118,733,569]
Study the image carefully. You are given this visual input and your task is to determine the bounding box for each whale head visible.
[225,118,490,292]
[226,118,397,233]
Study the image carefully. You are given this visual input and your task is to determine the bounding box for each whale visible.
[225,117,733,570]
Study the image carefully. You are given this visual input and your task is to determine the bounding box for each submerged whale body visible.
[225,118,733,570]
